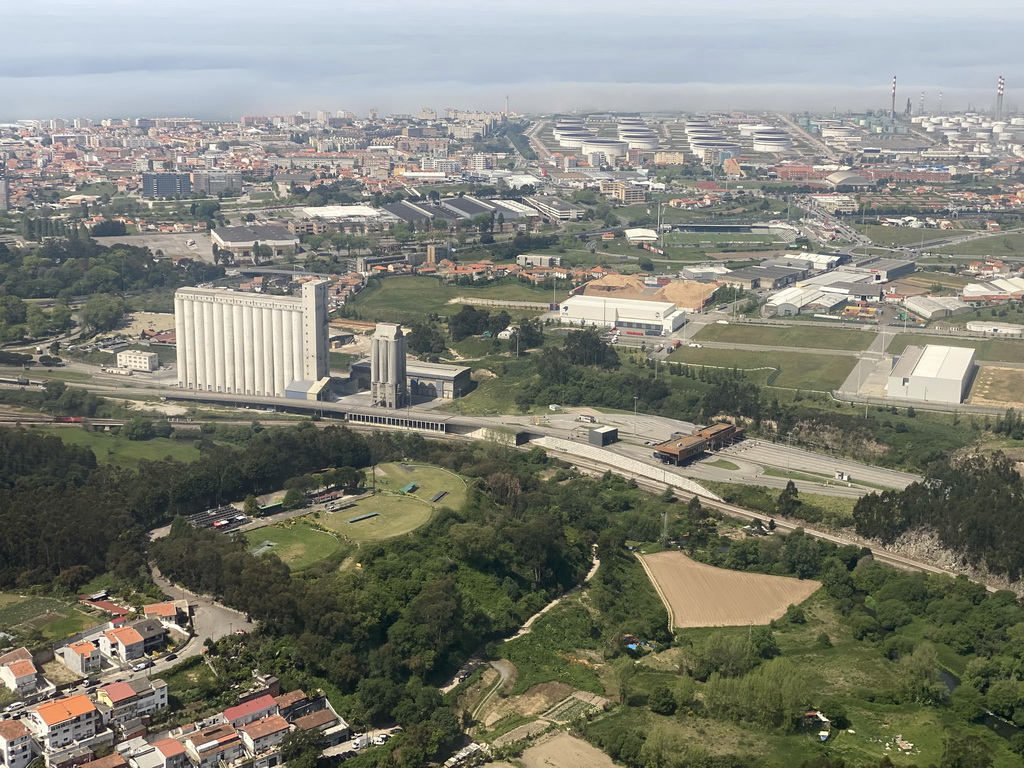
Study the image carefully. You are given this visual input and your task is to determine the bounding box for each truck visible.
[353,735,371,750]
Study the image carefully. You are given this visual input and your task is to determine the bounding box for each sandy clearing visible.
[641,551,820,628]
[520,732,616,768]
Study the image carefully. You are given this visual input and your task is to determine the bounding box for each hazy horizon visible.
[4,0,1022,121]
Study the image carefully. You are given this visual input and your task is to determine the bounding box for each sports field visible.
[666,347,856,391]
[694,323,873,351]
[318,462,467,542]
[245,522,341,570]
[0,594,103,641]
[639,552,820,628]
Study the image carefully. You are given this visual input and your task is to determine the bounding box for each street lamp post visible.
[633,396,639,436]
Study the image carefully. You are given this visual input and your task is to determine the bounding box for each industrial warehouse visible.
[886,345,977,405]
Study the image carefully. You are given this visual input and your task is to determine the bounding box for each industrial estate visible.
[6,80,1024,768]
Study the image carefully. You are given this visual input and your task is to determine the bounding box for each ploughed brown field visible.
[640,551,821,628]
[519,732,617,768]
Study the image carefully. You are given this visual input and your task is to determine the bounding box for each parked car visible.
[164,653,178,662]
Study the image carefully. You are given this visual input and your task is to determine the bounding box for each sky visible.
[3,0,1022,120]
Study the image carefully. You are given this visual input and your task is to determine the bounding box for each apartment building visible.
[25,696,104,751]
[95,680,168,726]
[59,642,103,678]
[222,696,278,729]
[183,724,245,768]
[99,628,145,665]
[237,716,289,768]
[0,721,38,768]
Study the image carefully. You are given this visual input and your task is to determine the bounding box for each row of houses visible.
[0,674,348,768]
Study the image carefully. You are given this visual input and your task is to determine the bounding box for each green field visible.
[32,427,201,467]
[667,347,857,391]
[350,276,554,323]
[932,307,1024,328]
[885,334,1024,364]
[318,462,467,542]
[664,232,780,246]
[588,590,1017,767]
[851,223,950,247]
[931,232,1024,257]
[0,594,103,641]
[245,522,341,570]
[695,323,874,351]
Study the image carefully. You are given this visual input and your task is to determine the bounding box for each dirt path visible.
[471,660,516,722]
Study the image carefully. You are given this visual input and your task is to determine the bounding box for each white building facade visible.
[116,351,159,372]
[174,282,329,398]
[886,345,976,404]
[559,295,685,336]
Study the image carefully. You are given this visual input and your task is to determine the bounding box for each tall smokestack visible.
[891,75,897,119]
[939,91,943,114]
[920,91,925,115]
[997,76,1005,121]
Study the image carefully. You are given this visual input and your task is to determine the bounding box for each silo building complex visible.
[174,281,330,399]
[370,323,407,408]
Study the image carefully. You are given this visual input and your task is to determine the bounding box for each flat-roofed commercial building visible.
[559,294,685,335]
[116,350,158,372]
[886,344,976,404]
[524,196,585,220]
[174,282,329,398]
[211,226,299,259]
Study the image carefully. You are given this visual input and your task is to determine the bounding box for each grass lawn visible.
[351,276,554,323]
[318,462,467,542]
[245,522,341,570]
[886,334,1024,364]
[30,427,201,467]
[666,347,857,391]
[320,494,434,542]
[851,223,953,247]
[706,459,740,471]
[932,232,1024,257]
[694,323,874,351]
[932,306,1024,328]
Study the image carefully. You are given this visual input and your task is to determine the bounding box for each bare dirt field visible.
[640,551,820,628]
[968,365,1024,408]
[520,732,617,768]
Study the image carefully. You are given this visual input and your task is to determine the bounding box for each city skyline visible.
[3,0,1022,120]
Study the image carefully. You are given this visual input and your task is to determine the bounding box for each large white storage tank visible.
[580,138,628,164]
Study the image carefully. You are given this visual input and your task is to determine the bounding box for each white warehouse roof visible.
[913,345,975,380]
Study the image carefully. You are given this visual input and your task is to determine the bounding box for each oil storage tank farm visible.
[618,122,660,150]
[580,137,629,164]
[553,122,594,148]
[751,127,792,152]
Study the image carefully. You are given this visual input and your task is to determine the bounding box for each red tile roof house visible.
[222,695,279,728]
[237,715,290,759]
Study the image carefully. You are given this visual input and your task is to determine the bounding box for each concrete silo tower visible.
[371,323,407,408]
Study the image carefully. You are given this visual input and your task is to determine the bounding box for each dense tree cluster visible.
[0,422,370,588]
[854,453,1024,580]
[0,236,224,300]
[447,305,512,342]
